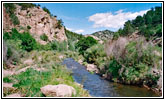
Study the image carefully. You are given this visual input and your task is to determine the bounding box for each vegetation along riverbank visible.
[3,3,162,97]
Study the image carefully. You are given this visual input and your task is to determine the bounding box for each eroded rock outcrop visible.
[3,4,67,44]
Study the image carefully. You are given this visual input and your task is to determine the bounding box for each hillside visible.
[3,3,90,97]
[3,3,67,45]
[92,30,114,40]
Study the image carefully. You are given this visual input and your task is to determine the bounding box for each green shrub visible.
[10,14,20,25]
[108,59,122,78]
[57,19,63,29]
[21,32,37,52]
[5,39,26,65]
[68,40,75,51]
[3,77,12,83]
[7,47,12,59]
[27,25,31,30]
[84,44,107,67]
[76,36,98,55]
[145,74,160,87]
[42,7,51,15]
[40,34,48,41]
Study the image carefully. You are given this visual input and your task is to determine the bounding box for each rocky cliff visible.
[3,4,67,44]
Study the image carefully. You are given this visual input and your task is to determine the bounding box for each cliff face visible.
[3,4,67,44]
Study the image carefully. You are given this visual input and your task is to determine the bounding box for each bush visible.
[40,34,48,41]
[84,44,107,67]
[76,36,98,55]
[57,19,63,29]
[4,28,37,52]
[5,39,26,65]
[42,7,51,15]
[108,59,122,78]
[27,25,31,30]
[68,40,75,51]
[10,14,20,25]
[20,32,37,52]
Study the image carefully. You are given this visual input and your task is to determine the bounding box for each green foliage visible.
[40,34,48,41]
[17,3,36,10]
[11,68,68,97]
[42,7,51,15]
[76,36,98,55]
[113,29,122,40]
[57,19,63,29]
[4,3,16,14]
[114,40,162,85]
[68,40,76,51]
[10,14,20,25]
[4,3,20,25]
[7,47,12,59]
[65,29,84,41]
[133,16,145,27]
[122,20,135,35]
[4,50,89,97]
[108,59,122,78]
[115,6,162,39]
[5,39,26,65]
[20,32,37,52]
[3,77,12,83]
[84,44,107,67]
[27,25,31,30]
[3,28,37,52]
[145,74,160,87]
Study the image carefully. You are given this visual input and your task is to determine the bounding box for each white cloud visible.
[75,29,84,33]
[66,27,73,31]
[88,9,148,29]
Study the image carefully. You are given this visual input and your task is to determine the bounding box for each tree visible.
[133,16,145,27]
[76,36,98,55]
[122,20,134,35]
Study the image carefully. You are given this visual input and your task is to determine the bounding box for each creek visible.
[62,58,159,97]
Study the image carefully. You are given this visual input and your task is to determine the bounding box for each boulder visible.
[86,64,99,73]
[40,84,76,97]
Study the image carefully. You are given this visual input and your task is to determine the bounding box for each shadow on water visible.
[62,58,159,97]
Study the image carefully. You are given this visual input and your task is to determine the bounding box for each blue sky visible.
[36,3,161,35]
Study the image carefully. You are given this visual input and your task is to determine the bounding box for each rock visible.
[153,50,161,57]
[6,93,21,97]
[3,83,14,89]
[23,59,33,65]
[78,59,83,64]
[40,84,76,97]
[59,55,64,59]
[3,70,14,77]
[86,64,99,73]
[15,66,31,74]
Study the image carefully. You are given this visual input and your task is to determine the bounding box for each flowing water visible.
[62,58,159,97]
